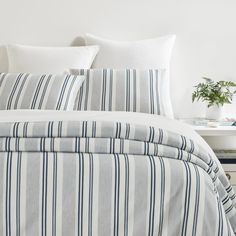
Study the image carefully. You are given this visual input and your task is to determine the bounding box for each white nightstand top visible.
[192,126,236,136]
[179,118,236,136]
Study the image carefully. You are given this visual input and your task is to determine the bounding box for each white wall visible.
[1,0,236,119]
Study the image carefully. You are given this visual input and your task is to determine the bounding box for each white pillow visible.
[84,33,176,118]
[85,33,175,69]
[7,44,99,74]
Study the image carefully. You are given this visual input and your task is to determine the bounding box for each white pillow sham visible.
[85,33,176,69]
[7,44,99,74]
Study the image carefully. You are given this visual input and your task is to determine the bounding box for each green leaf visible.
[192,77,236,106]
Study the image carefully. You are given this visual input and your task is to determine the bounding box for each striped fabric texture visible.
[0,120,236,235]
[0,73,85,110]
[70,69,167,115]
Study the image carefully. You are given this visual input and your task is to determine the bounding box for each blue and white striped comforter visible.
[0,119,236,236]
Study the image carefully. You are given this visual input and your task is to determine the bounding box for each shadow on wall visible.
[0,46,8,72]
[71,36,86,46]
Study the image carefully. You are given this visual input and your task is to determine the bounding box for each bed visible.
[0,110,236,235]
[1,35,236,235]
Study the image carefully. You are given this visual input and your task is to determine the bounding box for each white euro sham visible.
[7,44,99,74]
[85,33,176,69]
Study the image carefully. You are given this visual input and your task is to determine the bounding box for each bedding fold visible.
[0,120,236,235]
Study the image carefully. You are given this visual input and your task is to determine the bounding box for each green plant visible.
[192,77,236,107]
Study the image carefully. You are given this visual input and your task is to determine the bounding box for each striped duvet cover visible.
[0,116,236,235]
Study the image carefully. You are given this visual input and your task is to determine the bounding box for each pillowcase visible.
[70,69,172,117]
[85,33,175,69]
[7,44,99,74]
[0,73,85,110]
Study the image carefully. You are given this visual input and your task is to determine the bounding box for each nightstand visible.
[180,118,236,191]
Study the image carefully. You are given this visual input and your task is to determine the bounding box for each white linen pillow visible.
[7,44,99,74]
[85,33,175,69]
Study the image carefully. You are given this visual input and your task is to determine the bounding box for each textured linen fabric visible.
[71,69,170,116]
[7,44,99,74]
[0,120,235,236]
[84,34,175,70]
[0,73,85,110]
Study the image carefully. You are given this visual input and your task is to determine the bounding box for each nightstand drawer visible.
[222,164,236,185]
[224,171,236,184]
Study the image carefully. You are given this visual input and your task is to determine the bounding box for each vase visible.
[205,105,223,121]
